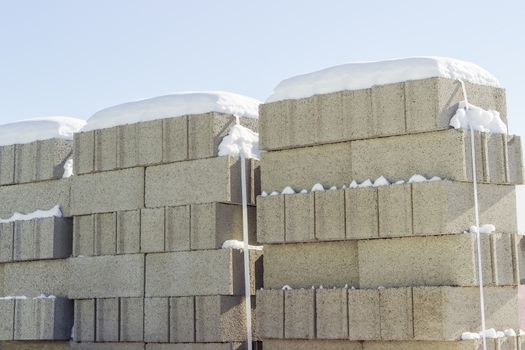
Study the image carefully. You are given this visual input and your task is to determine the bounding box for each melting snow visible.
[218,124,259,160]
[0,296,27,300]
[450,101,507,134]
[282,285,292,291]
[372,176,390,187]
[0,205,62,224]
[358,179,373,188]
[267,57,500,102]
[62,158,74,178]
[83,91,260,131]
[221,240,263,251]
[311,183,325,192]
[281,186,295,195]
[469,224,496,234]
[34,294,57,300]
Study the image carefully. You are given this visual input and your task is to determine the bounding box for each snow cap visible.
[84,91,261,131]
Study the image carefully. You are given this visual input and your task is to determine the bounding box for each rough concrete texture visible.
[165,205,190,252]
[35,139,72,182]
[71,167,144,215]
[315,190,346,241]
[0,144,15,185]
[256,195,285,244]
[195,295,248,342]
[284,289,315,339]
[69,254,144,298]
[262,339,363,350]
[94,127,118,172]
[492,233,515,286]
[145,343,249,350]
[0,341,71,350]
[378,184,412,237]
[74,299,95,342]
[284,193,315,242]
[190,203,256,250]
[145,156,249,208]
[95,298,119,342]
[14,297,73,340]
[117,120,163,169]
[162,116,188,163]
[379,287,413,340]
[484,133,506,184]
[0,222,14,263]
[73,130,95,175]
[346,187,379,239]
[141,207,165,253]
[0,299,15,340]
[71,343,146,350]
[144,297,169,342]
[316,288,348,339]
[0,178,70,218]
[120,297,144,342]
[506,135,524,184]
[117,210,141,254]
[12,217,72,261]
[170,296,195,342]
[348,289,380,340]
[256,289,284,339]
[73,215,95,256]
[14,142,37,183]
[94,212,116,256]
[263,241,359,289]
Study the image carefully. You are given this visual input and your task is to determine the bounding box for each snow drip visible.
[221,240,263,251]
[450,101,507,134]
[218,124,259,160]
[461,328,516,340]
[62,158,74,178]
[0,205,62,224]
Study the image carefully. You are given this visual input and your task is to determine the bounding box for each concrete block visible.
[314,190,345,241]
[318,92,344,144]
[73,215,94,256]
[74,299,95,342]
[263,339,364,350]
[70,254,144,298]
[492,233,515,286]
[379,287,413,340]
[362,340,484,350]
[14,297,73,340]
[484,133,506,184]
[284,289,315,339]
[94,212,116,255]
[120,297,143,342]
[358,234,491,288]
[371,82,406,136]
[341,88,374,140]
[0,179,71,218]
[285,193,315,242]
[348,289,380,340]
[0,145,15,185]
[0,299,15,340]
[165,205,190,251]
[264,241,358,289]
[116,210,140,254]
[13,217,72,261]
[378,184,412,237]
[191,203,256,250]
[162,116,188,163]
[259,100,292,151]
[96,298,119,342]
[316,288,348,339]
[256,195,285,244]
[146,156,247,208]
[256,289,284,339]
[72,343,145,350]
[35,138,72,181]
[0,222,14,262]
[2,259,70,297]
[196,295,247,342]
[14,142,36,183]
[73,130,95,175]
[465,131,485,182]
[288,96,319,149]
[189,113,238,159]
[145,249,249,297]
[478,184,518,233]
[506,135,523,184]
[413,286,520,340]
[346,187,378,239]
[71,167,144,215]
[94,127,118,172]
[170,296,195,342]
[141,207,165,252]
[144,297,169,342]
[117,120,163,168]
[261,142,352,193]
[146,344,247,350]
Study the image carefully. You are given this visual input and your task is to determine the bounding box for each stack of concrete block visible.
[256,77,525,349]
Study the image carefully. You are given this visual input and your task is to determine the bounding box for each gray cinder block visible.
[264,241,359,289]
[484,133,506,184]
[14,142,36,183]
[162,116,188,163]
[35,138,72,181]
[379,287,413,341]
[141,207,165,253]
[14,297,73,340]
[170,296,195,342]
[259,99,292,152]
[117,120,163,169]
[262,339,364,350]
[256,195,285,244]
[492,233,515,286]
[371,82,406,136]
[0,222,14,262]
[71,167,144,215]
[506,135,523,184]
[165,205,190,252]
[120,297,143,342]
[116,210,140,254]
[144,297,169,342]
[145,156,250,208]
[0,144,15,185]
[74,299,95,342]
[145,343,248,350]
[284,289,315,339]
[346,187,378,239]
[256,289,284,339]
[72,343,146,350]
[96,298,119,342]
[316,288,348,339]
[348,289,380,340]
[94,213,116,256]
[73,215,94,257]
[94,127,118,172]
[190,203,256,250]
[0,299,15,340]
[69,254,144,298]
[314,190,345,241]
[317,92,344,145]
[195,295,248,342]
[378,184,412,237]
[284,193,315,242]
[73,130,95,175]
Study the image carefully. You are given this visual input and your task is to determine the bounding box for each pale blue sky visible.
[1,0,524,135]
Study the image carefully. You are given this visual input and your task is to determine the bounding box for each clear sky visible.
[1,0,524,136]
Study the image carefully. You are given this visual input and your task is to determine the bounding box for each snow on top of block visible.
[266,57,500,102]
[83,91,261,131]
[0,116,86,146]
[0,205,62,224]
[218,123,259,160]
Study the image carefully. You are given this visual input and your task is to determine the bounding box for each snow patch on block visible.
[218,123,259,159]
[450,101,507,134]
[0,205,62,224]
[221,239,263,251]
